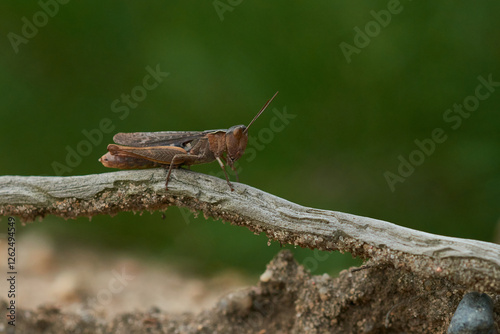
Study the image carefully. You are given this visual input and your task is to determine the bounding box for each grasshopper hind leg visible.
[164,155,187,190]
[163,153,235,192]
[164,153,209,191]
[163,164,176,190]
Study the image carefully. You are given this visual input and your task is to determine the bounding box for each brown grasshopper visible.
[99,91,278,191]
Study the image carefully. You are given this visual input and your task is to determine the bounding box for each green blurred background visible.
[1,1,499,277]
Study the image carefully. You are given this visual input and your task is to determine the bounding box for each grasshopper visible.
[99,91,278,191]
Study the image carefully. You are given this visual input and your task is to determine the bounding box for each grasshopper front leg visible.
[215,157,234,191]
[227,159,239,182]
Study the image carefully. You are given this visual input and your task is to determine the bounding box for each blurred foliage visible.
[1,1,499,276]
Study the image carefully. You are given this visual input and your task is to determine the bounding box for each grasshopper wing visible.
[113,131,210,147]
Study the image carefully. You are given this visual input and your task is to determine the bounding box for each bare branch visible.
[0,169,499,293]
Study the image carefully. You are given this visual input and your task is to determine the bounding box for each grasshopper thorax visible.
[226,125,248,166]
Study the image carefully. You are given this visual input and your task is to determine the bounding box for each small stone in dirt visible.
[447,292,496,334]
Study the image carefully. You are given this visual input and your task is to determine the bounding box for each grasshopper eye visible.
[232,126,245,138]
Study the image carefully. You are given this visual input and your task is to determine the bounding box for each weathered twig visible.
[1,169,499,293]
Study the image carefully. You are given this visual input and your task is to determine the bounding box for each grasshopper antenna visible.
[244,91,279,134]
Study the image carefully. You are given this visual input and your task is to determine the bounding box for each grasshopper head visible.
[224,91,278,168]
[226,125,248,166]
